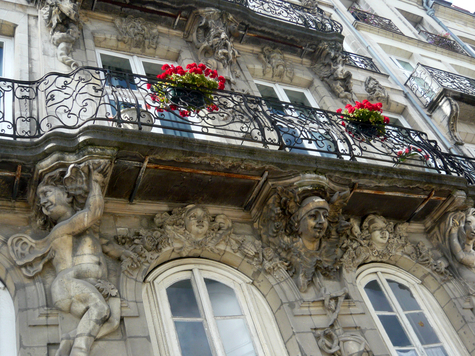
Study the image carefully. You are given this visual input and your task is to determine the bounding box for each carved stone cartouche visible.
[364,76,389,104]
[8,160,135,356]
[114,16,160,50]
[258,46,294,81]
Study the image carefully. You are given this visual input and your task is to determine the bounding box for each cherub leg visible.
[53,278,110,356]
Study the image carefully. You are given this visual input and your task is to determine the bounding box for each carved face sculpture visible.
[298,197,329,251]
[368,216,389,250]
[464,211,475,243]
[37,185,74,223]
[184,206,210,240]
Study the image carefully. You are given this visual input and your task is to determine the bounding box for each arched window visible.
[144,259,288,356]
[358,265,468,356]
[0,279,16,356]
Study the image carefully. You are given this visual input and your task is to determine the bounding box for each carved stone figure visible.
[315,328,372,356]
[258,46,294,80]
[8,161,137,356]
[443,208,475,294]
[257,185,351,292]
[41,0,81,69]
[312,42,356,104]
[188,8,240,82]
[364,76,389,104]
[340,215,406,270]
[114,16,160,50]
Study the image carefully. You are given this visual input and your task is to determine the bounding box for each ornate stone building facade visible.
[0,0,475,356]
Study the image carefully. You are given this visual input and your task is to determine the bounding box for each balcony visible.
[343,51,381,73]
[349,6,403,35]
[419,30,469,55]
[406,64,475,109]
[1,67,474,185]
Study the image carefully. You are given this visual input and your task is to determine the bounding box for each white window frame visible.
[357,264,469,356]
[144,258,288,356]
[0,280,16,356]
[0,36,14,79]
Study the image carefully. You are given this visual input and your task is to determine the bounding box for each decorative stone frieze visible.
[258,46,294,81]
[186,8,240,83]
[8,160,136,356]
[41,0,81,69]
[364,76,389,104]
[114,16,160,50]
[312,41,356,104]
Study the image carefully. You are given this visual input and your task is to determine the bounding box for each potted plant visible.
[394,145,430,167]
[337,100,390,140]
[147,63,226,118]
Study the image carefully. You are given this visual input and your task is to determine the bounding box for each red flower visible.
[161,64,170,71]
[348,106,355,114]
[345,104,353,109]
[417,148,422,152]
[205,68,211,76]
[177,68,186,76]
[405,148,410,154]
[218,76,226,83]
[341,121,346,127]
[218,83,225,90]
[397,150,403,156]
[198,63,207,70]
[383,116,390,124]
[170,104,178,111]
[336,108,342,114]
[146,83,152,89]
[355,101,364,109]
[424,154,429,160]
[210,70,218,78]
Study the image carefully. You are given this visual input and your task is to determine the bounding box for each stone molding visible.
[114,16,160,50]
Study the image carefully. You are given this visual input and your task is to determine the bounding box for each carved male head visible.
[184,205,211,240]
[363,215,389,250]
[297,196,329,251]
[464,208,475,242]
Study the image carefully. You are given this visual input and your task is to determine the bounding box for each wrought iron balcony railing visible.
[419,30,469,55]
[349,7,403,35]
[1,67,475,184]
[227,0,343,33]
[406,64,475,107]
[343,51,381,73]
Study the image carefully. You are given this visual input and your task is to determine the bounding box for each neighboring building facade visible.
[1,0,475,355]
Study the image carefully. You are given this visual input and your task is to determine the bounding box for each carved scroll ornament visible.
[189,8,240,83]
[41,0,81,69]
[312,41,356,105]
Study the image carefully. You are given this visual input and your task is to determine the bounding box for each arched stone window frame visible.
[143,258,289,356]
[356,263,469,356]
[0,279,16,356]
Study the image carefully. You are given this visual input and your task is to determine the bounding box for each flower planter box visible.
[165,87,207,110]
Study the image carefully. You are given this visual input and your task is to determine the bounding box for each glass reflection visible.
[175,321,213,356]
[216,319,256,356]
[364,280,393,312]
[167,279,201,318]
[406,312,440,345]
[378,315,412,347]
[205,279,242,316]
[388,280,420,311]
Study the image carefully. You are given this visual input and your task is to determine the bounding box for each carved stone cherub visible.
[341,214,406,270]
[159,204,233,256]
[8,161,138,356]
[444,208,475,293]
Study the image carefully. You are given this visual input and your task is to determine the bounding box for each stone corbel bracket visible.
[41,0,82,69]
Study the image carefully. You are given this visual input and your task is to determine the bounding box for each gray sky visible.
[449,0,475,12]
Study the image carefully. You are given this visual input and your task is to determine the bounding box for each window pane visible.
[100,54,133,73]
[396,350,417,356]
[283,89,311,106]
[397,59,414,72]
[216,319,256,356]
[364,280,393,312]
[167,279,201,318]
[256,84,284,114]
[387,280,420,311]
[378,315,412,347]
[425,346,448,356]
[406,312,440,345]
[143,61,163,78]
[175,321,213,356]
[205,279,242,316]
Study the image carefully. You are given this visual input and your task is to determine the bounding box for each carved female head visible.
[363,215,390,250]
[297,196,329,251]
[184,205,211,240]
